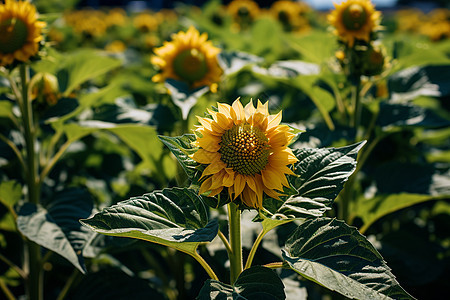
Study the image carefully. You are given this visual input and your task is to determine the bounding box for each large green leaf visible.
[292,141,366,204]
[197,266,285,299]
[158,134,202,184]
[353,193,449,233]
[257,142,365,231]
[56,121,163,176]
[377,103,450,130]
[57,49,122,96]
[283,218,414,300]
[16,188,95,273]
[165,79,209,120]
[80,188,218,255]
[217,51,263,76]
[388,64,450,101]
[252,61,320,78]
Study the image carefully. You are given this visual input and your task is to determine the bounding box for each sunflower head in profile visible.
[190,98,298,209]
[151,26,222,93]
[0,0,46,67]
[327,0,381,47]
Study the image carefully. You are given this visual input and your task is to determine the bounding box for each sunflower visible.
[327,0,381,47]
[190,98,298,209]
[227,0,260,31]
[0,0,45,66]
[151,26,222,93]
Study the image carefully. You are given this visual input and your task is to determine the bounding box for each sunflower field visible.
[0,0,449,299]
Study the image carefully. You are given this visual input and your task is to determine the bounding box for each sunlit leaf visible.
[57,49,122,96]
[80,188,218,255]
[0,180,21,208]
[17,188,95,273]
[217,51,263,75]
[165,79,209,120]
[377,103,450,130]
[283,218,414,300]
[197,266,285,299]
[388,64,450,101]
[158,134,201,184]
[353,193,449,233]
[292,141,366,204]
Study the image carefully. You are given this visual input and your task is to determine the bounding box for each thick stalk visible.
[19,65,43,300]
[352,79,362,137]
[227,202,242,284]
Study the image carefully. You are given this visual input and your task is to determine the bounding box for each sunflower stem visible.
[228,202,243,284]
[19,64,43,300]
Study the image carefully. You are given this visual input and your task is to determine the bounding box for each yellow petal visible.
[231,98,245,124]
[201,158,226,177]
[209,186,223,197]
[210,169,226,190]
[191,149,220,164]
[256,100,269,116]
[199,177,213,194]
[244,99,256,120]
[267,111,282,131]
[217,103,232,118]
[233,173,246,199]
[222,168,235,187]
[261,167,284,191]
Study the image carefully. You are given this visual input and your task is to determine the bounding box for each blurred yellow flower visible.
[151,26,222,92]
[0,0,45,66]
[327,0,381,47]
[191,98,298,208]
[133,11,159,33]
[65,9,107,37]
[105,8,128,28]
[270,0,310,33]
[227,0,260,31]
[105,40,126,53]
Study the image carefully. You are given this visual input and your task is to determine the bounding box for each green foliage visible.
[80,188,218,255]
[283,218,414,300]
[198,266,285,299]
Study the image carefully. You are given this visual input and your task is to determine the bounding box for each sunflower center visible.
[342,4,367,30]
[0,18,29,54]
[219,124,270,176]
[173,48,208,83]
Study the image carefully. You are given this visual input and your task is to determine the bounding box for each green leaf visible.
[292,141,366,204]
[197,266,285,299]
[217,50,263,76]
[0,101,13,118]
[353,193,448,233]
[158,134,202,184]
[57,49,122,96]
[292,76,336,130]
[164,79,209,120]
[0,180,21,208]
[388,65,450,101]
[252,60,320,78]
[377,103,450,130]
[17,188,95,273]
[57,121,163,176]
[80,188,218,255]
[283,218,414,300]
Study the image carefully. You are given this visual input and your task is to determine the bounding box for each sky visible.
[303,0,398,9]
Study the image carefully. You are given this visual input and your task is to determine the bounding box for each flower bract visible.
[0,0,45,66]
[191,98,298,209]
[327,0,381,47]
[151,26,222,93]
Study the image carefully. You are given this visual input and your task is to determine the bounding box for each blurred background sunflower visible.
[151,26,222,92]
[0,0,45,66]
